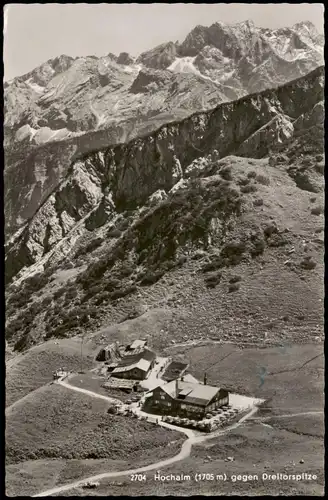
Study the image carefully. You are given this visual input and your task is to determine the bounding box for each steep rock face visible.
[137,42,178,69]
[4,20,323,238]
[14,55,75,88]
[108,67,323,209]
[129,68,172,93]
[117,52,134,65]
[5,67,324,285]
[5,152,107,284]
[4,58,229,237]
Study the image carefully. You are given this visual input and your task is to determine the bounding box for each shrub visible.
[263,222,278,237]
[65,288,78,300]
[219,166,233,181]
[247,171,257,179]
[110,285,137,300]
[117,263,135,278]
[41,295,53,307]
[63,260,74,270]
[94,291,111,305]
[205,272,222,288]
[300,257,317,270]
[238,177,250,186]
[253,198,264,207]
[267,233,289,247]
[74,238,103,259]
[202,256,223,273]
[78,257,113,288]
[24,273,49,293]
[84,284,104,298]
[108,228,122,238]
[51,325,70,338]
[191,250,208,260]
[139,271,164,286]
[175,255,187,267]
[256,174,270,186]
[229,275,242,284]
[53,288,65,301]
[311,205,323,216]
[240,183,257,193]
[221,240,246,265]
[228,283,240,293]
[310,196,317,203]
[104,278,121,291]
[117,219,130,231]
[314,162,324,175]
[14,335,29,352]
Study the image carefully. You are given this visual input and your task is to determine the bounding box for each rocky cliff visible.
[5,66,324,288]
[4,20,323,237]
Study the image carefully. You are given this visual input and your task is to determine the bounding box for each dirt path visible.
[59,377,122,406]
[32,381,258,497]
[254,410,323,420]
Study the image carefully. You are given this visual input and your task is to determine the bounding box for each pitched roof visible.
[119,348,156,367]
[112,358,151,374]
[130,339,147,349]
[161,380,221,407]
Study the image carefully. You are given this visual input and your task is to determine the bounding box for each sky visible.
[3,3,325,81]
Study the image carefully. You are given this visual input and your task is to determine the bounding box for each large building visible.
[111,348,156,380]
[143,376,229,419]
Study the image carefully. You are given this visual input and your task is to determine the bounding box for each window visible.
[160,394,166,400]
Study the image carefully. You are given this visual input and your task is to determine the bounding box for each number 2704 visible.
[130,474,146,481]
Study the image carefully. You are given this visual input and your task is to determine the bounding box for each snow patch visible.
[26,78,45,94]
[168,56,198,74]
[219,70,235,82]
[32,127,72,145]
[15,124,37,142]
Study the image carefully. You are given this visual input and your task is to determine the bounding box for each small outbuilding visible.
[111,348,156,380]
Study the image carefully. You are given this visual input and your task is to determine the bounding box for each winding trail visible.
[32,378,258,497]
[253,410,324,420]
[59,378,122,406]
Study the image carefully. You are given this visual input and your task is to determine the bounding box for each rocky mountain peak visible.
[50,54,75,72]
[107,52,118,62]
[4,19,324,238]
[137,41,177,69]
[293,20,316,32]
[117,52,135,65]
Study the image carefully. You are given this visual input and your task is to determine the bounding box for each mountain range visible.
[5,61,324,351]
[4,19,324,238]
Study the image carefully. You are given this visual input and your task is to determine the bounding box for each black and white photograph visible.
[4,3,324,497]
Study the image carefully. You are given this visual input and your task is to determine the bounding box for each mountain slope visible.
[5,67,324,354]
[4,20,324,237]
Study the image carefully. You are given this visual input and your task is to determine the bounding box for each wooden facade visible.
[111,349,156,380]
[144,385,229,420]
[114,366,149,380]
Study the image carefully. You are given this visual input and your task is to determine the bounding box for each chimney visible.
[204,373,207,385]
[175,378,179,397]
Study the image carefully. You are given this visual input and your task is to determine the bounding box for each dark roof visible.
[162,361,189,381]
[160,380,222,407]
[117,348,156,368]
